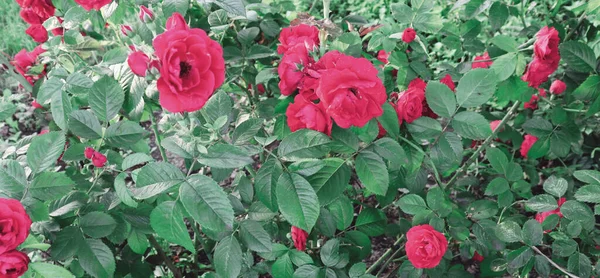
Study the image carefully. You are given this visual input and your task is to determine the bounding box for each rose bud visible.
[91,151,107,167]
[121,25,133,36]
[402,27,416,43]
[127,51,150,77]
[139,5,154,23]
[84,147,95,159]
[291,226,308,251]
[550,80,566,95]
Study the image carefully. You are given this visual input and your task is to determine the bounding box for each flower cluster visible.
[0,198,32,277]
[15,0,56,43]
[522,27,561,88]
[84,147,107,168]
[74,0,113,11]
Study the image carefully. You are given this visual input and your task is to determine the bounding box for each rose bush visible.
[0,0,599,277]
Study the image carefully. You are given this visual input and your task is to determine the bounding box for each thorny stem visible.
[148,235,182,278]
[446,101,521,188]
[531,246,580,278]
[565,14,586,42]
[376,244,405,276]
[366,235,404,274]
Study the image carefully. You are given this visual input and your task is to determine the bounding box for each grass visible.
[0,0,37,56]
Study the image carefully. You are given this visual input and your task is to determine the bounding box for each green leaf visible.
[406,117,442,141]
[50,226,85,261]
[180,175,234,231]
[30,172,74,201]
[490,52,517,82]
[105,121,146,146]
[456,68,498,108]
[377,102,400,138]
[63,5,87,29]
[276,173,320,231]
[552,239,578,257]
[543,176,568,197]
[214,0,246,17]
[0,160,27,197]
[486,147,508,175]
[430,132,463,175]
[214,236,243,278]
[567,253,593,278]
[278,129,331,161]
[391,3,413,23]
[495,221,521,243]
[89,76,124,122]
[426,187,452,216]
[0,102,17,122]
[130,162,185,199]
[489,2,509,30]
[78,239,116,278]
[485,177,509,196]
[68,110,103,139]
[320,239,349,268]
[272,253,294,278]
[425,81,457,118]
[27,262,75,278]
[467,200,498,220]
[239,220,272,253]
[526,194,558,212]
[79,212,117,239]
[151,201,195,252]
[561,200,595,222]
[114,173,137,208]
[127,229,149,254]
[508,246,534,269]
[51,90,73,130]
[521,219,543,246]
[575,184,600,203]
[397,194,428,215]
[101,47,127,65]
[37,77,64,105]
[293,265,322,278]
[355,207,386,236]
[573,170,600,185]
[307,158,351,206]
[232,118,262,144]
[330,126,360,154]
[452,111,492,140]
[559,41,597,72]
[255,158,283,211]
[327,196,354,230]
[163,0,189,17]
[237,27,260,45]
[121,153,153,170]
[490,35,518,52]
[373,137,408,165]
[27,131,66,174]
[355,151,389,196]
[197,144,253,168]
[202,92,233,123]
[247,45,277,59]
[522,117,553,137]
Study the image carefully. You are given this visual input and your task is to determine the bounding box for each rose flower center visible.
[179,61,192,78]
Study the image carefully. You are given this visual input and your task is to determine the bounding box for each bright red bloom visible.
[535,197,567,230]
[316,51,387,128]
[91,151,107,167]
[377,50,390,64]
[32,100,43,109]
[538,88,547,98]
[121,25,133,36]
[139,5,154,22]
[277,24,320,54]
[153,13,225,113]
[26,24,48,43]
[472,52,492,69]
[408,78,437,119]
[291,226,308,251]
[490,120,502,132]
[402,28,416,43]
[440,74,455,92]
[520,134,538,158]
[522,27,560,87]
[524,94,539,110]
[550,80,566,95]
[406,225,448,269]
[286,95,332,136]
[396,87,424,124]
[0,250,30,278]
[84,147,95,159]
[74,0,112,11]
[128,51,150,77]
[534,27,560,61]
[12,46,45,85]
[16,0,55,23]
[20,8,44,25]
[472,252,484,262]
[0,198,32,254]
[278,45,313,96]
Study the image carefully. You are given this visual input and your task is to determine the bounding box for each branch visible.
[366,235,404,274]
[531,246,580,278]
[148,235,182,278]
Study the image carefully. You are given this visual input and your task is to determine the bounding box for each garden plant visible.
[0,0,600,277]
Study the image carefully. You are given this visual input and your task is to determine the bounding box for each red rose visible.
[440,74,455,92]
[316,51,387,128]
[520,134,538,158]
[535,197,566,230]
[402,28,416,43]
[522,27,560,87]
[408,78,437,119]
[84,147,95,159]
[153,13,225,113]
[490,120,502,132]
[277,45,313,96]
[377,50,390,64]
[121,25,133,36]
[139,5,154,23]
[538,88,547,98]
[472,52,492,68]
[12,46,45,85]
[277,24,320,55]
[74,0,112,11]
[524,94,539,110]
[472,252,484,262]
[396,87,424,124]
[0,198,32,254]
[406,224,448,269]
[26,24,48,43]
[286,95,332,136]
[550,80,566,95]
[20,8,44,25]
[534,26,560,61]
[91,151,107,167]
[0,250,30,278]
[16,0,55,23]
[128,51,150,77]
[291,226,308,251]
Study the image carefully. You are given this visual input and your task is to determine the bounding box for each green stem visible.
[520,0,528,28]
[531,246,580,278]
[191,224,213,264]
[148,235,182,278]
[564,14,586,42]
[445,101,521,188]
[376,244,405,276]
[366,235,404,274]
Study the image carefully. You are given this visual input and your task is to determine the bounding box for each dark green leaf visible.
[456,69,498,108]
[276,173,320,231]
[278,129,331,161]
[151,201,195,252]
[79,212,117,238]
[27,132,66,174]
[214,236,243,278]
[68,110,103,139]
[89,76,124,122]
[355,151,389,196]
[425,81,457,118]
[180,175,234,231]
